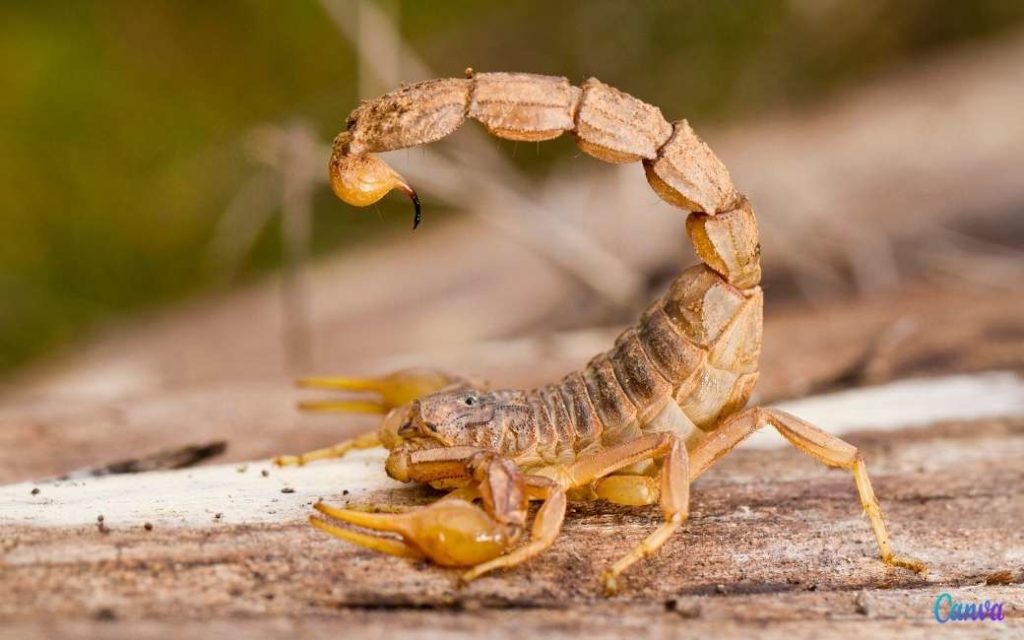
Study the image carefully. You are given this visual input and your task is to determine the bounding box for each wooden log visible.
[2,413,1021,636]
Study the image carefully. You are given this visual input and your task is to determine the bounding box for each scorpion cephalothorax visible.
[276,71,926,594]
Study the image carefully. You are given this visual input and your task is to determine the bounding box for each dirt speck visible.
[855,590,873,617]
[665,597,702,618]
[30,487,40,495]
[281,487,295,494]
[261,469,270,478]
[143,522,153,531]
[92,607,117,621]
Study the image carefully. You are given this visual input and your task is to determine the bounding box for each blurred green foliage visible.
[2,0,1023,373]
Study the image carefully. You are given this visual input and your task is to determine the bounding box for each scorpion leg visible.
[690,407,927,574]
[274,368,475,467]
[462,475,567,582]
[591,400,698,507]
[274,431,381,467]
[600,436,688,595]
[593,474,660,506]
[565,402,693,594]
[563,430,689,595]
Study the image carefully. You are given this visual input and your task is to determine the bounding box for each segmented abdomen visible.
[515,264,762,465]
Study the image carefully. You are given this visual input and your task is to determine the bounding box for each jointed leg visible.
[598,437,689,595]
[274,431,380,467]
[463,476,567,581]
[593,475,660,506]
[690,407,926,573]
[438,484,480,503]
[438,434,684,585]
[566,402,694,594]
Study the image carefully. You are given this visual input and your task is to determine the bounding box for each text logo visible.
[933,592,1005,623]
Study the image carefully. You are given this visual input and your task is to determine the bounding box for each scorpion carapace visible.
[276,72,926,594]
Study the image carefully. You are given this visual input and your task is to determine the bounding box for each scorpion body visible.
[423,252,762,475]
[277,72,925,594]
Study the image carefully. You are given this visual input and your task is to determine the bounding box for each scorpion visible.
[275,71,926,594]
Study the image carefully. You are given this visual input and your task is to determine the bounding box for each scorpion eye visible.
[464,396,476,407]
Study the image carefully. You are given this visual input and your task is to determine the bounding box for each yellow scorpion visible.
[276,71,926,594]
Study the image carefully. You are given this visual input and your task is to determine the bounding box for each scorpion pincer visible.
[275,71,927,594]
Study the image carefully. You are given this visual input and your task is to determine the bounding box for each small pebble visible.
[214,513,223,520]
[342,489,349,496]
[30,487,40,495]
[855,590,873,617]
[143,522,153,532]
[261,469,270,478]
[237,465,248,473]
[665,597,702,619]
[97,515,104,523]
[93,607,117,621]
[281,488,295,494]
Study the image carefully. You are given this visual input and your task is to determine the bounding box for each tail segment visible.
[329,72,760,290]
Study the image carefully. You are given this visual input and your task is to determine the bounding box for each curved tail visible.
[329,72,761,292]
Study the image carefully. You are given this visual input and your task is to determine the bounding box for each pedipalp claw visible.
[313,498,516,567]
[309,515,425,560]
[297,368,465,415]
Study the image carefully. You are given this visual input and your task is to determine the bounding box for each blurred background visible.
[1,1,1023,479]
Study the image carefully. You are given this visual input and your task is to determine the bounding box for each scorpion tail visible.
[328,134,419,228]
[329,73,761,287]
[684,197,762,291]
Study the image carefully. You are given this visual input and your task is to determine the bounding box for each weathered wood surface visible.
[2,415,1021,638]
